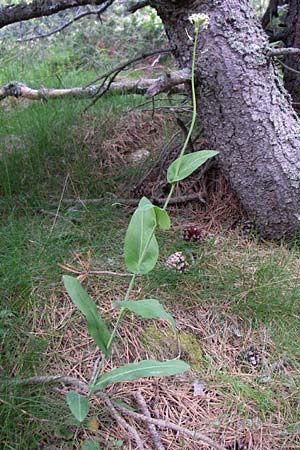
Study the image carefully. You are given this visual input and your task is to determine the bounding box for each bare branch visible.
[112,399,226,450]
[17,4,111,42]
[0,0,114,29]
[268,47,300,57]
[135,391,165,450]
[84,48,174,87]
[0,72,188,103]
[101,394,145,450]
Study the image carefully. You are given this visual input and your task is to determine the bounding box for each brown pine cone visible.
[182,225,206,242]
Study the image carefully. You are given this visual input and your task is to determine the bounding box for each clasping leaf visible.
[167,150,219,183]
[124,197,159,274]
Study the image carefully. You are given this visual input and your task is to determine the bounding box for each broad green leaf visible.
[81,440,102,450]
[66,391,90,423]
[154,206,171,230]
[63,276,110,355]
[167,150,219,183]
[113,299,176,334]
[91,359,190,390]
[124,197,159,274]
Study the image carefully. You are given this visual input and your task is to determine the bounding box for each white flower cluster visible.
[188,13,209,32]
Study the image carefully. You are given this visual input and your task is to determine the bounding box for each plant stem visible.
[107,273,136,350]
[89,274,136,387]
[163,28,200,211]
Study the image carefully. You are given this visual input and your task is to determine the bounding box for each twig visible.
[84,48,174,88]
[102,393,145,450]
[112,399,226,450]
[17,4,111,42]
[83,49,181,111]
[268,47,300,57]
[57,262,132,277]
[135,391,165,450]
[275,58,300,75]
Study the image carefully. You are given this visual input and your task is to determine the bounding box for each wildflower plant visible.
[63,13,218,430]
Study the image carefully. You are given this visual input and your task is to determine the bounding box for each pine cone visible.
[182,225,206,242]
[164,251,189,272]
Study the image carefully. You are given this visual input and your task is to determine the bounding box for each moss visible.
[139,324,204,372]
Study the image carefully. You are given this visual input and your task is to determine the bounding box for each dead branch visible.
[9,375,226,450]
[0,72,188,103]
[127,1,150,14]
[112,399,226,450]
[0,0,114,29]
[135,391,165,450]
[102,393,145,450]
[17,5,109,42]
[84,48,174,87]
[268,47,300,57]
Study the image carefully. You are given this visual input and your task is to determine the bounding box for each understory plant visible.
[63,13,218,446]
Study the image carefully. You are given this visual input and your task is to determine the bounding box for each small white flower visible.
[189,13,209,32]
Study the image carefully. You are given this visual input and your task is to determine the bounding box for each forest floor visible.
[1,71,300,450]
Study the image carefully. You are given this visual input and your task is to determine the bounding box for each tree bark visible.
[284,0,300,115]
[149,0,300,239]
[0,0,112,29]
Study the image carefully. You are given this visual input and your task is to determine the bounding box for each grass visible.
[1,37,300,450]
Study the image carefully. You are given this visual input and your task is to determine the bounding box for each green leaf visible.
[154,206,171,230]
[167,150,219,183]
[81,440,102,450]
[113,299,176,334]
[124,197,159,274]
[66,391,90,423]
[63,276,110,355]
[91,359,190,390]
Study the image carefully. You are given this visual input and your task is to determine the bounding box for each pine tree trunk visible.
[149,0,300,239]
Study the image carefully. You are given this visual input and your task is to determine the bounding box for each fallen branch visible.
[113,398,226,450]
[135,391,165,450]
[0,71,188,102]
[17,5,110,42]
[102,394,145,450]
[9,375,226,450]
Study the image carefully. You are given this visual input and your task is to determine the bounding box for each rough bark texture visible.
[284,0,300,115]
[0,0,111,29]
[149,0,300,239]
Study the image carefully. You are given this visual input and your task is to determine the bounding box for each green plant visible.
[62,13,218,446]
